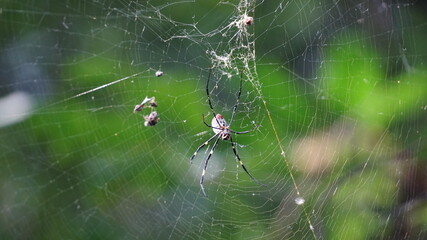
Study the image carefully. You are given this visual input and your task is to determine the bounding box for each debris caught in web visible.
[134,96,159,127]
[144,111,160,127]
[133,96,157,113]
[155,71,163,77]
[295,197,305,205]
[243,15,253,26]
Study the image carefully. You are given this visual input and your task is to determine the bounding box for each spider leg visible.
[229,70,243,126]
[229,135,267,187]
[190,133,219,164]
[200,136,221,197]
[206,66,221,127]
[229,124,260,135]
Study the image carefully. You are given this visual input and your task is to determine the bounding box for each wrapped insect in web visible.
[133,96,159,127]
[243,15,253,26]
[189,67,266,196]
[144,111,159,127]
[155,70,163,77]
[133,96,157,113]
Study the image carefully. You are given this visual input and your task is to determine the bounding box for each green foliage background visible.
[0,0,426,239]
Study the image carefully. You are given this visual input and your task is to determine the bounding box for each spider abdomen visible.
[212,114,227,128]
[212,114,231,140]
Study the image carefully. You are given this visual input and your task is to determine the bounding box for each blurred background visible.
[0,0,426,239]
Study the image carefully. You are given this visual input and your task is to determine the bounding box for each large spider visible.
[190,67,266,196]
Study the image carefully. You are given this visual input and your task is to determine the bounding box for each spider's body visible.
[190,67,265,196]
[211,114,231,140]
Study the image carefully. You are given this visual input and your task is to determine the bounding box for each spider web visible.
[1,0,427,239]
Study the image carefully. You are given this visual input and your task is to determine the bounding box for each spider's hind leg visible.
[190,133,219,164]
[229,136,267,188]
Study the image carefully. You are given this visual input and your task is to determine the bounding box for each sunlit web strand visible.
[46,71,147,108]
[69,72,146,100]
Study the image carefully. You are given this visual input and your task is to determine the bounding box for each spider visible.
[190,67,266,196]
